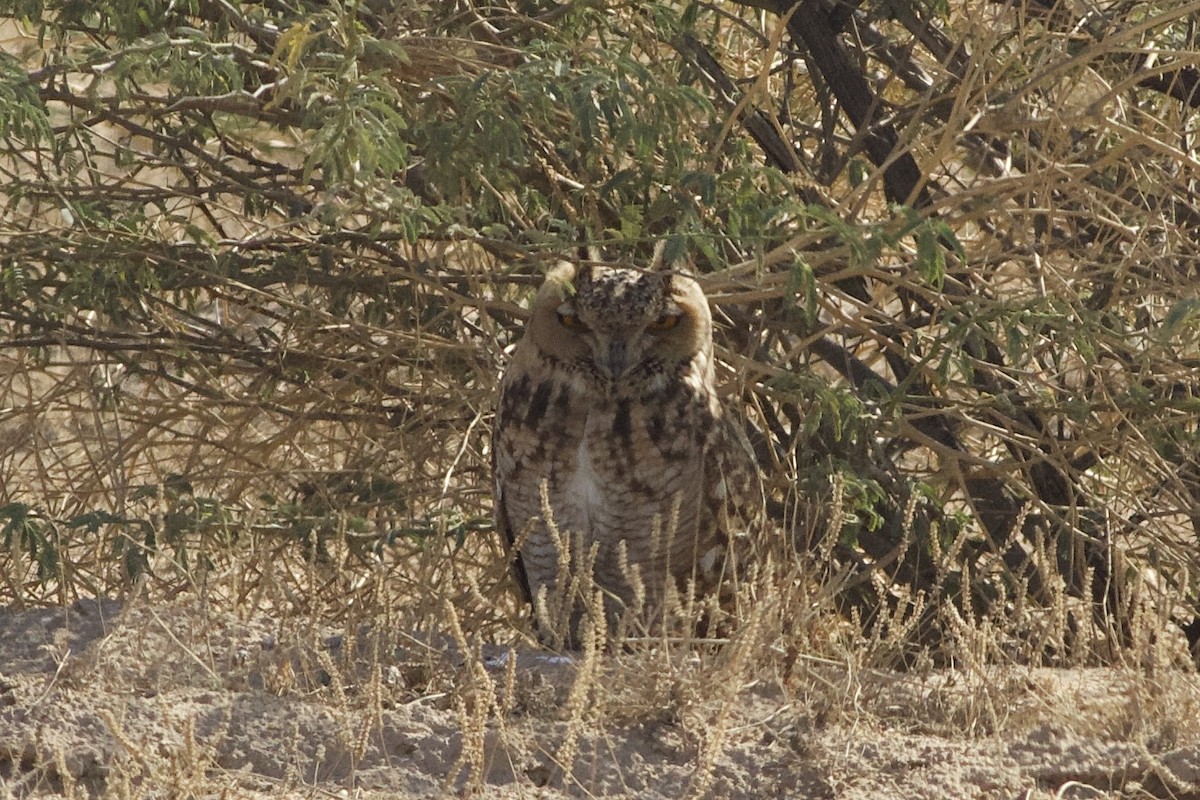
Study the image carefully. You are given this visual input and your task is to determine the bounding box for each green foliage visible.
[1,503,59,582]
[0,53,51,144]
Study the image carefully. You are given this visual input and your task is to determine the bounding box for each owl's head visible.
[526,261,713,385]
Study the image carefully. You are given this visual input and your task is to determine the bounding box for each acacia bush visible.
[0,0,1198,664]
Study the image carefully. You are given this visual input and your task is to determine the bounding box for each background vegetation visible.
[1,0,1199,670]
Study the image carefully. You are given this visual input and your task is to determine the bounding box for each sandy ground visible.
[2,597,1200,798]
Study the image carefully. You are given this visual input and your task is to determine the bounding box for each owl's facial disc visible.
[554,299,635,380]
[531,264,705,389]
[556,304,691,383]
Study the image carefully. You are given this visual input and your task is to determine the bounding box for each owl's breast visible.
[562,432,604,532]
[550,382,712,540]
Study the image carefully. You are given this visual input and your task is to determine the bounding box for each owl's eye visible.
[649,313,683,331]
[557,311,584,330]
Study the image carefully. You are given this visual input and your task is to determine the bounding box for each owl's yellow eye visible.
[650,313,682,331]
[557,311,583,329]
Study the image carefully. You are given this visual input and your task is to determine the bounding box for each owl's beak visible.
[598,339,631,380]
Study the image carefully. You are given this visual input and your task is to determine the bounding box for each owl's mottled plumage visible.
[491,262,760,639]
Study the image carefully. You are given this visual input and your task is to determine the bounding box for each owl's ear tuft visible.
[545,261,577,298]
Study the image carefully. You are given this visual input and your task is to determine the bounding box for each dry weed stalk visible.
[442,597,526,795]
[98,708,151,776]
[687,594,769,798]
[94,704,222,795]
[552,605,602,781]
[51,746,78,800]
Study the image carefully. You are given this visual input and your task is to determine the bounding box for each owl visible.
[491,262,761,644]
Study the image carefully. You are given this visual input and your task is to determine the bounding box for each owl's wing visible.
[704,410,765,574]
[492,428,535,606]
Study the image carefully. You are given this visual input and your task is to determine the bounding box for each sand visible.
[2,596,1199,798]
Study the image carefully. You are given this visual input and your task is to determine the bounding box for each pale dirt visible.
[2,597,1200,799]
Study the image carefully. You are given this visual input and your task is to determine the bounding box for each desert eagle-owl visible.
[491,262,760,641]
